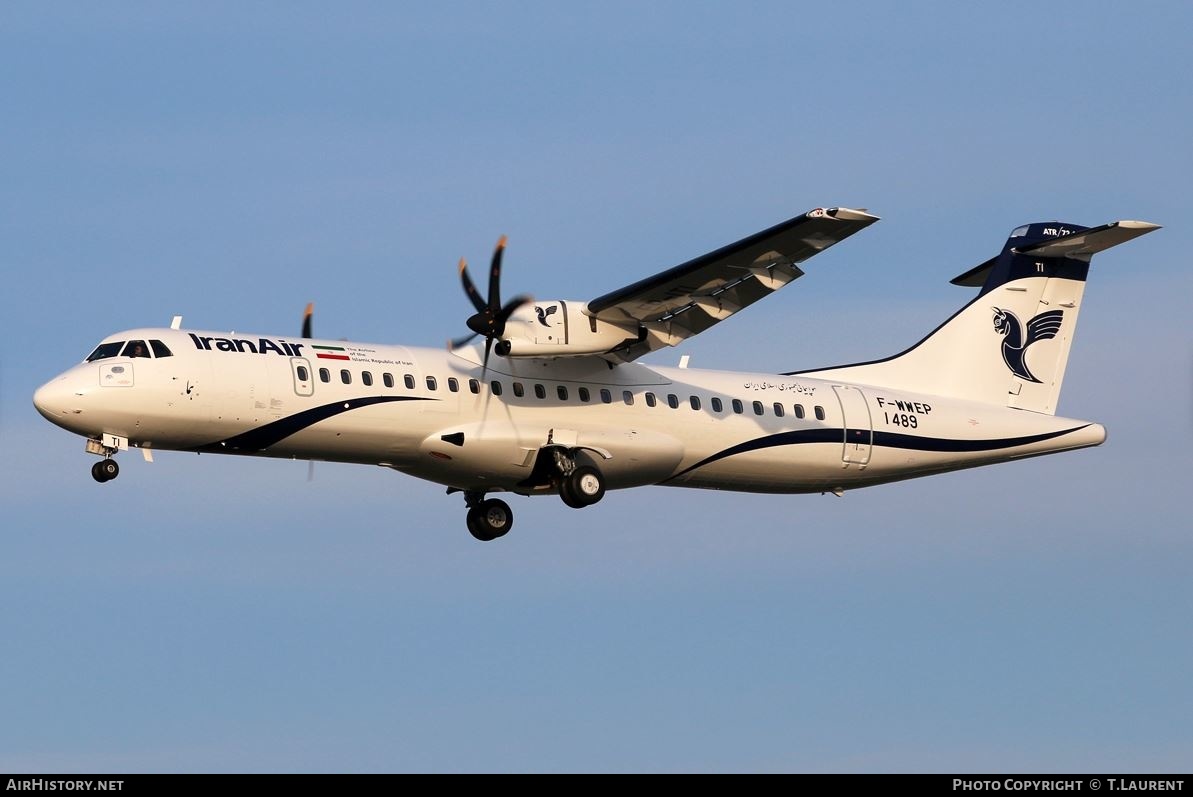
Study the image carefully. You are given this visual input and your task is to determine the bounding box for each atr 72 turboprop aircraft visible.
[34,207,1158,540]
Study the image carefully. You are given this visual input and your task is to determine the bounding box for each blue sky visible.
[2,1,1190,772]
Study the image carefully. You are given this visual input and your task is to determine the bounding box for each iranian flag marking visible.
[313,344,350,361]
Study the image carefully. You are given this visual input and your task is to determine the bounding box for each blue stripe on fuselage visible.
[666,425,1091,481]
[190,396,434,452]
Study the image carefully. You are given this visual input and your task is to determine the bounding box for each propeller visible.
[302,301,314,340]
[301,302,315,482]
[450,235,532,376]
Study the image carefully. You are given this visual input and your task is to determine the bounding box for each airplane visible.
[33,207,1159,541]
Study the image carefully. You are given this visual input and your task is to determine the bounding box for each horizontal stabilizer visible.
[1015,220,1160,259]
[950,256,997,287]
[951,220,1160,286]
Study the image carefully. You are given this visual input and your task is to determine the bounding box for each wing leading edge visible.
[586,206,878,362]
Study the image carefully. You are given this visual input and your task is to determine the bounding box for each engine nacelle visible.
[497,301,638,358]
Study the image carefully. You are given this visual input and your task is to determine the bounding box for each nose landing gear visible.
[86,435,125,484]
[91,458,119,483]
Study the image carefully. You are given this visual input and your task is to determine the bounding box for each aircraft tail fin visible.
[793,220,1159,415]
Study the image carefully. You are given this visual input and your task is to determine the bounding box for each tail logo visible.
[991,308,1064,383]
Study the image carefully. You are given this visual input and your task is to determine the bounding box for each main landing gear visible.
[460,443,609,541]
[91,458,119,483]
[558,464,605,509]
[455,453,606,541]
[464,492,514,542]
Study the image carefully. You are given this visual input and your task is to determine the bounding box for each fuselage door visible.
[833,385,872,466]
[290,357,314,397]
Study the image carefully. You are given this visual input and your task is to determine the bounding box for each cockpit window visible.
[86,342,125,362]
[121,340,151,358]
[1010,225,1030,238]
[149,339,173,358]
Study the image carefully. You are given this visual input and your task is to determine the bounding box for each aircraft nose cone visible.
[33,376,81,423]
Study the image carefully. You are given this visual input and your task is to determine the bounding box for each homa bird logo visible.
[991,308,1064,383]
[535,305,558,327]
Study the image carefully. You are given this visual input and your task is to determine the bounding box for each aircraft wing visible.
[586,207,878,362]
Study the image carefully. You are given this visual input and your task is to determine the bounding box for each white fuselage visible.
[34,327,1105,496]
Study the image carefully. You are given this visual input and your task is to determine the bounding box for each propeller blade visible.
[458,258,486,314]
[302,302,313,339]
[449,331,479,349]
[487,235,507,312]
[495,294,534,327]
[480,335,494,384]
[455,235,523,374]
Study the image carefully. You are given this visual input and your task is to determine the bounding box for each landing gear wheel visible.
[558,477,586,509]
[466,498,513,541]
[565,465,605,507]
[92,459,119,483]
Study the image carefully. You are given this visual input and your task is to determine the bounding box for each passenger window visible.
[426,376,437,391]
[362,371,373,387]
[86,342,124,362]
[753,401,764,416]
[710,397,723,413]
[491,380,503,396]
[773,402,784,417]
[815,405,825,420]
[383,373,394,388]
[149,340,173,358]
[732,399,744,414]
[469,379,480,394]
[319,368,330,383]
[512,382,525,397]
[296,366,309,382]
[794,404,804,419]
[404,374,415,390]
[558,386,569,401]
[534,384,546,399]
[645,392,657,408]
[690,396,701,411]
[122,340,151,358]
[578,387,590,402]
[667,394,679,409]
[448,378,459,393]
[623,390,634,406]
[600,389,612,404]
[341,369,352,385]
